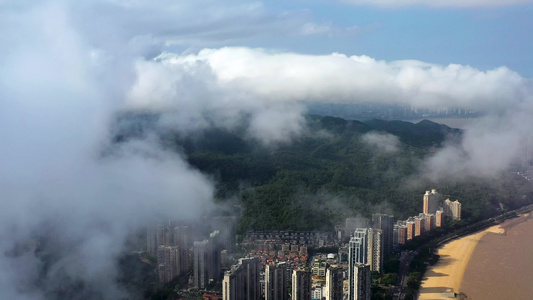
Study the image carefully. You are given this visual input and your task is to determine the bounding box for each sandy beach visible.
[460,215,533,300]
[417,225,504,300]
[418,214,532,300]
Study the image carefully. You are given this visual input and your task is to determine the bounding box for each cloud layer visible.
[128,47,533,180]
[137,47,532,111]
[0,2,215,299]
[1,0,533,298]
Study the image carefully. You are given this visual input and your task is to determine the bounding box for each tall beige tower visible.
[423,189,440,214]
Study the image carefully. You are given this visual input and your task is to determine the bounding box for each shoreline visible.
[418,213,531,299]
[417,226,499,299]
[418,213,531,300]
[459,213,533,299]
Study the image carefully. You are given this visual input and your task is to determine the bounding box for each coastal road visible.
[393,250,416,300]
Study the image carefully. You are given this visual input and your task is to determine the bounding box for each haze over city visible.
[1,0,533,299]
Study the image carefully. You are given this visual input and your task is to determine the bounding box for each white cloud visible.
[128,47,533,181]
[0,1,215,298]
[132,47,532,114]
[362,132,400,153]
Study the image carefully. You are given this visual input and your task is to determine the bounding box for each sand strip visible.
[417,225,502,300]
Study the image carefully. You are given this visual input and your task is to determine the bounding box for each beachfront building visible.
[435,209,444,227]
[424,214,435,232]
[394,223,407,245]
[444,199,462,220]
[414,215,425,237]
[406,220,415,240]
[423,189,441,215]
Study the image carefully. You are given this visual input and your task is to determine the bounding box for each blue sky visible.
[163,1,533,77]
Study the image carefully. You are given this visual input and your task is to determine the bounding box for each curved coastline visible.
[418,214,530,300]
[417,225,502,300]
[460,214,533,300]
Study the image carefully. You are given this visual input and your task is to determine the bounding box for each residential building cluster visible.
[243,230,336,248]
[147,222,191,284]
[247,244,308,272]
[146,190,462,299]
[146,216,237,288]
[393,189,462,245]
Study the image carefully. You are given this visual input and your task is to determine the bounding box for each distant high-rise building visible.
[394,224,407,245]
[367,228,383,273]
[349,228,382,272]
[157,245,181,284]
[265,262,288,300]
[212,216,237,253]
[325,267,343,300]
[444,199,462,220]
[173,225,190,247]
[193,240,209,289]
[348,229,368,300]
[223,257,260,300]
[350,263,371,300]
[406,219,415,240]
[372,214,394,258]
[350,229,369,265]
[193,232,222,289]
[157,224,172,246]
[173,226,191,275]
[414,215,424,237]
[149,222,190,284]
[291,269,311,300]
[424,214,435,232]
[423,189,441,215]
[435,209,444,227]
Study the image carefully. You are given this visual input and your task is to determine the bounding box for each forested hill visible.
[113,114,533,233]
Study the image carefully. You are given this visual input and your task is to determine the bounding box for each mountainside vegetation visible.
[114,114,533,234]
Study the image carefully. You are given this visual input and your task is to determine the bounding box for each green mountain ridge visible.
[114,114,533,233]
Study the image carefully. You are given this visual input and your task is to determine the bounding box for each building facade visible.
[265,262,288,300]
[223,257,260,300]
[372,214,394,258]
[367,228,383,273]
[193,232,222,289]
[291,269,311,300]
[435,210,444,227]
[423,189,441,215]
[351,263,371,300]
[325,267,343,300]
[444,199,462,220]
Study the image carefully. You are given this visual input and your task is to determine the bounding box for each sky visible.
[1,0,533,299]
[160,0,533,77]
